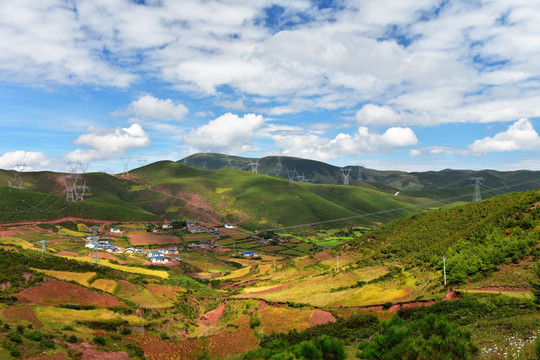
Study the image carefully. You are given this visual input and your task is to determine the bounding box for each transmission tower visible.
[121,157,131,176]
[39,239,48,254]
[61,161,89,202]
[202,161,207,169]
[274,150,282,177]
[287,169,297,187]
[14,163,27,172]
[470,176,485,202]
[8,180,26,190]
[357,166,363,182]
[138,158,147,167]
[78,161,89,174]
[91,247,100,265]
[340,167,352,186]
[249,159,259,173]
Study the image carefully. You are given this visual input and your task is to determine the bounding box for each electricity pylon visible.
[340,167,352,186]
[470,176,485,202]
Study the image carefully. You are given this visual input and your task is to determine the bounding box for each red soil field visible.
[15,279,124,307]
[200,303,226,325]
[128,233,182,246]
[27,354,67,360]
[314,251,332,261]
[138,315,258,360]
[2,305,43,328]
[309,309,336,327]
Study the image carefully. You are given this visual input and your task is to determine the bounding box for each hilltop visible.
[0,161,431,229]
[181,152,540,194]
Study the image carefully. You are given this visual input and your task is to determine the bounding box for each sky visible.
[1,0,540,174]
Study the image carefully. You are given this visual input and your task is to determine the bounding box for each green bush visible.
[249,315,261,329]
[7,332,22,343]
[23,329,43,341]
[357,315,477,360]
[93,335,106,346]
[39,338,55,349]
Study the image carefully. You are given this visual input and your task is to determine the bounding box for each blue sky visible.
[1,0,540,174]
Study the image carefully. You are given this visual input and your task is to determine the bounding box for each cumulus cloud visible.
[66,124,150,162]
[117,95,188,121]
[182,113,265,153]
[3,1,540,129]
[469,118,540,154]
[268,125,418,161]
[0,151,50,171]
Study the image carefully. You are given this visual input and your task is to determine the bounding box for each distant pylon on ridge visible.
[121,156,131,176]
[470,176,485,202]
[340,167,352,186]
[249,159,259,173]
[287,169,296,187]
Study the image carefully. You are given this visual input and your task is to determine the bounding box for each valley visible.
[0,161,538,359]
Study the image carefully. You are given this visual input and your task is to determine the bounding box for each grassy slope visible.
[129,161,425,229]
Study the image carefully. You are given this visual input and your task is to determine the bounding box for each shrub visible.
[67,335,78,344]
[249,315,261,329]
[23,329,43,341]
[7,332,22,343]
[39,338,56,349]
[120,327,132,335]
[93,335,106,346]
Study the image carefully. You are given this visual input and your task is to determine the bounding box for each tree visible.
[531,261,540,305]
[357,315,478,360]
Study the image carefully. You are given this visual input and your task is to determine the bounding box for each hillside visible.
[0,188,538,359]
[180,153,540,194]
[0,162,429,229]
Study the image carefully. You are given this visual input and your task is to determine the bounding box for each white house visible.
[150,256,169,264]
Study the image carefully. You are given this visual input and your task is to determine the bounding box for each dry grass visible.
[116,280,173,308]
[216,266,252,280]
[31,268,96,286]
[34,306,147,327]
[258,306,311,335]
[91,279,118,293]
[58,255,169,278]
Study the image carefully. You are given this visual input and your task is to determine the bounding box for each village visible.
[82,221,291,265]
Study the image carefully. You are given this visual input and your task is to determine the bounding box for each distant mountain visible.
[0,161,429,229]
[180,153,540,195]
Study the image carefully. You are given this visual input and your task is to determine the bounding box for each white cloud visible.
[469,118,540,154]
[182,113,265,154]
[268,125,418,161]
[66,123,150,162]
[3,1,540,129]
[0,151,51,171]
[118,95,188,121]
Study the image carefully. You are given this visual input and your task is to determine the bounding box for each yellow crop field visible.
[31,268,96,286]
[58,255,169,279]
[258,306,311,334]
[0,237,35,249]
[116,280,173,308]
[35,306,147,326]
[337,284,409,306]
[216,266,251,280]
[351,266,389,282]
[91,279,118,293]
[58,228,86,237]
[216,187,232,194]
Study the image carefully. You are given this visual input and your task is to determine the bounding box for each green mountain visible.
[180,153,540,195]
[0,161,429,229]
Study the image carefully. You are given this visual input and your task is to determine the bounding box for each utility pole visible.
[336,255,339,272]
[470,176,485,202]
[273,258,276,270]
[443,255,447,286]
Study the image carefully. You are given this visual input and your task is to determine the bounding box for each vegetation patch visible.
[258,305,312,335]
[90,279,118,293]
[14,279,124,307]
[115,280,173,308]
[31,268,96,286]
